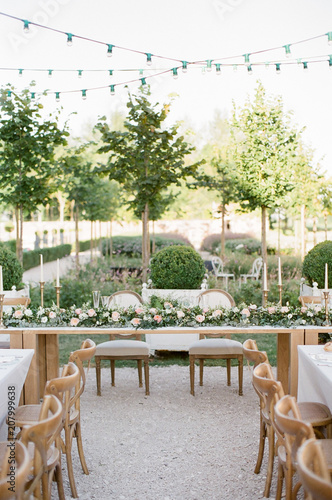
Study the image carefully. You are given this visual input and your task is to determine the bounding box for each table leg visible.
[22,332,39,404]
[38,334,47,398]
[289,329,304,397]
[304,329,318,345]
[277,332,289,394]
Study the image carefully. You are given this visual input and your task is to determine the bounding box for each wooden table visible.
[9,325,330,404]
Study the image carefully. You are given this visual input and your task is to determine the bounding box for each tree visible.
[318,181,332,240]
[95,86,202,281]
[0,85,68,262]
[230,82,299,268]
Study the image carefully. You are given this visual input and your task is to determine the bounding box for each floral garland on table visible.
[3,301,332,333]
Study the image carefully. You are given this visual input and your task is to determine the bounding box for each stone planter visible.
[142,285,206,353]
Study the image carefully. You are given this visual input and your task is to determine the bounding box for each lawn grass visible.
[59,332,277,367]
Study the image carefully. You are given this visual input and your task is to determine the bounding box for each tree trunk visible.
[324,212,328,241]
[312,216,317,247]
[220,203,226,260]
[301,204,306,260]
[17,205,24,265]
[90,220,93,261]
[152,221,156,255]
[261,206,268,304]
[15,207,20,261]
[110,220,113,262]
[75,204,79,272]
[99,220,102,257]
[142,204,150,282]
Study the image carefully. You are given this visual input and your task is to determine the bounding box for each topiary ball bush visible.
[302,240,332,289]
[150,245,206,289]
[0,245,23,290]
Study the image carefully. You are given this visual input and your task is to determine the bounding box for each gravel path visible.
[59,365,294,500]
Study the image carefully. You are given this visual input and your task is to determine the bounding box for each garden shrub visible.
[302,240,332,288]
[22,244,72,271]
[150,245,205,289]
[101,234,190,258]
[2,240,17,254]
[200,232,252,253]
[0,244,23,289]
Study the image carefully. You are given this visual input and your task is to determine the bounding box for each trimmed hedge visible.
[22,244,72,271]
[102,234,191,258]
[0,244,23,289]
[150,245,206,289]
[302,240,332,289]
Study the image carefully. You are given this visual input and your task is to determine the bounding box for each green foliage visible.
[22,244,72,271]
[2,240,17,254]
[0,244,23,289]
[150,245,205,289]
[302,240,332,288]
[101,234,191,257]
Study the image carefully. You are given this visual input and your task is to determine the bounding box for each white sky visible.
[1,0,332,174]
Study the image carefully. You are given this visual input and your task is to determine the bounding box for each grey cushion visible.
[95,340,149,356]
[189,338,243,355]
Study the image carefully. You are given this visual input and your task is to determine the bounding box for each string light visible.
[172,67,178,79]
[329,55,332,68]
[107,44,113,57]
[182,61,188,73]
[48,69,53,78]
[327,32,332,46]
[141,77,147,85]
[233,64,238,72]
[139,69,144,76]
[110,84,115,95]
[81,89,87,100]
[206,60,212,72]
[78,70,83,78]
[302,61,308,71]
[243,53,250,65]
[18,69,23,77]
[275,63,281,74]
[31,92,35,99]
[146,53,152,66]
[283,44,292,58]
[55,92,60,102]
[247,64,253,74]
[23,20,29,33]
[109,70,113,77]
[66,33,73,46]
[215,63,221,75]
[7,90,11,97]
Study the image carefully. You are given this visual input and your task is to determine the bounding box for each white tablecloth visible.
[297,345,332,411]
[0,349,34,439]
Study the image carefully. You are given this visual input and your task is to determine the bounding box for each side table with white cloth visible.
[297,345,332,411]
[0,349,34,440]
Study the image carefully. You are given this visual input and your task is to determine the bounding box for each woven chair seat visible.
[189,338,243,355]
[95,340,149,356]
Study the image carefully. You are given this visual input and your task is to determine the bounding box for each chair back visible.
[251,257,263,278]
[0,441,30,499]
[299,296,322,307]
[274,395,314,465]
[109,290,143,307]
[45,362,80,423]
[198,289,235,308]
[69,339,96,408]
[243,338,269,367]
[252,362,283,423]
[211,256,224,275]
[3,298,31,307]
[20,395,63,498]
[297,439,332,500]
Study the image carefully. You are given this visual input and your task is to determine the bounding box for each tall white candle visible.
[278,257,282,286]
[325,263,328,291]
[0,265,3,293]
[56,258,60,287]
[263,262,268,291]
[40,254,43,282]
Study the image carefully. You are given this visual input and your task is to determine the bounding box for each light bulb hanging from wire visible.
[107,44,113,57]
[329,55,332,69]
[78,70,83,78]
[146,53,152,66]
[182,61,188,73]
[66,33,73,46]
[18,69,23,77]
[141,77,146,86]
[81,89,87,100]
[215,63,221,75]
[48,69,53,78]
[172,67,178,79]
[247,64,253,74]
[55,92,60,102]
[31,92,35,100]
[275,63,281,74]
[283,44,291,58]
[327,32,332,46]
[23,20,29,33]
[243,53,250,65]
[302,61,308,71]
[109,70,113,77]
[206,60,212,72]
[110,84,115,95]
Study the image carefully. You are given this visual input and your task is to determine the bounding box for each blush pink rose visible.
[195,315,205,323]
[280,306,289,313]
[13,310,23,319]
[131,317,141,326]
[177,310,185,319]
[112,311,120,321]
[154,315,162,323]
[87,309,96,317]
[241,308,250,317]
[212,309,222,317]
[49,311,56,319]
[70,317,79,327]
[75,308,82,315]
[267,307,276,314]
[301,306,307,313]
[135,307,144,314]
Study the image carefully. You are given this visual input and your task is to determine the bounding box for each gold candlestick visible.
[39,281,45,308]
[55,286,61,308]
[322,290,329,325]
[263,290,269,307]
[0,293,7,329]
[278,284,283,305]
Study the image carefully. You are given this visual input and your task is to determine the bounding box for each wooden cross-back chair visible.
[20,394,64,500]
[95,291,150,396]
[274,395,332,500]
[12,362,81,498]
[299,295,322,307]
[253,363,332,498]
[189,289,243,396]
[0,440,30,500]
[297,439,332,500]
